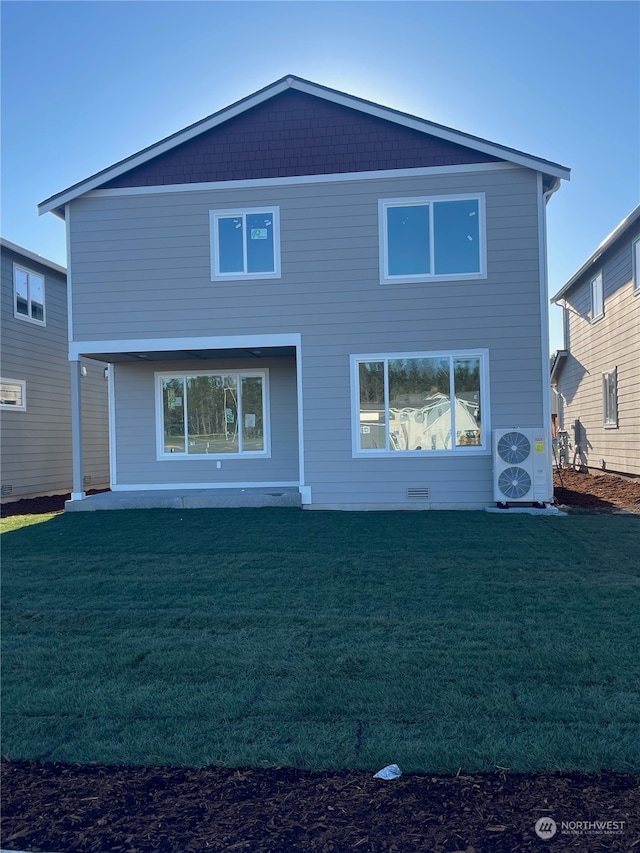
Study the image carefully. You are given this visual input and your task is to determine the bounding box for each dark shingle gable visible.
[102,90,499,189]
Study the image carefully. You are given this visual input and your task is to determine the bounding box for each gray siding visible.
[111,358,298,487]
[67,165,547,507]
[1,246,110,500]
[557,229,640,476]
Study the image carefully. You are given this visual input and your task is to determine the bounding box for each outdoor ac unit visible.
[492,429,552,505]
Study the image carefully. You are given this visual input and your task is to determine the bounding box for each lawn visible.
[2,508,639,774]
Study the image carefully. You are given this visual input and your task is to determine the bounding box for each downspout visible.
[537,174,561,499]
[66,202,85,501]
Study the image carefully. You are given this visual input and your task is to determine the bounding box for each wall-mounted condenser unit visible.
[492,429,552,506]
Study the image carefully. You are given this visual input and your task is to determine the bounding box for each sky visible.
[1,0,639,354]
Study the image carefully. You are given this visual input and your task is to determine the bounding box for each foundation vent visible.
[407,487,430,500]
[2,485,13,496]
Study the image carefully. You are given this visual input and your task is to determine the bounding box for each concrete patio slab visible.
[65,488,302,511]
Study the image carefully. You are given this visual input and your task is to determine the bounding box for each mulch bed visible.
[0,490,108,519]
[2,473,639,852]
[553,469,640,515]
[1,761,638,852]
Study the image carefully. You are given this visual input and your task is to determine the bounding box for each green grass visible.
[2,508,639,773]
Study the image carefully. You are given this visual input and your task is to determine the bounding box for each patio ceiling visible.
[83,346,297,363]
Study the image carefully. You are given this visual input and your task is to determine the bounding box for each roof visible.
[0,237,66,276]
[550,349,568,384]
[551,204,640,303]
[39,75,571,218]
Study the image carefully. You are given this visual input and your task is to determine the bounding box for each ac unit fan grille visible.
[498,466,532,499]
[497,431,531,464]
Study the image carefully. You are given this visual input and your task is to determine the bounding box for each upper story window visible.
[210,208,281,281]
[379,195,486,284]
[0,378,26,410]
[14,264,45,324]
[633,237,640,293]
[156,370,269,459]
[590,271,604,321]
[352,350,488,455]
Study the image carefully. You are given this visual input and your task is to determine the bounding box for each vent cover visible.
[407,487,430,499]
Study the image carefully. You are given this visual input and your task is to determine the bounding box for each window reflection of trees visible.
[162,374,264,455]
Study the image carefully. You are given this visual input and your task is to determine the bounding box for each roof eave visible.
[0,237,66,275]
[39,74,571,216]
[550,349,568,384]
[551,204,640,303]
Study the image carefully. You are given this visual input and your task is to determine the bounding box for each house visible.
[37,75,570,510]
[550,206,640,477]
[1,239,110,502]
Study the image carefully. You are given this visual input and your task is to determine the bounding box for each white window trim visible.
[590,271,604,321]
[155,369,271,460]
[378,193,486,285]
[13,263,46,325]
[633,237,640,294]
[603,368,618,428]
[0,378,26,410]
[350,349,490,457]
[210,207,281,281]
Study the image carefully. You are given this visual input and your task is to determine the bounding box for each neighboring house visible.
[38,75,570,510]
[1,239,110,502]
[550,206,640,477]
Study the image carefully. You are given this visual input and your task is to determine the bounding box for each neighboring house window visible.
[603,368,618,427]
[633,237,640,292]
[156,371,269,457]
[13,264,45,324]
[379,195,485,283]
[0,378,26,410]
[590,271,604,320]
[352,351,488,454]
[210,208,280,280]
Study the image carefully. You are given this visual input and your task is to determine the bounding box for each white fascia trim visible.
[69,333,301,360]
[38,76,569,216]
[110,481,300,492]
[1,238,66,275]
[290,79,571,181]
[85,162,518,201]
[37,80,293,216]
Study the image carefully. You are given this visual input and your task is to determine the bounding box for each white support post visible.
[70,359,85,501]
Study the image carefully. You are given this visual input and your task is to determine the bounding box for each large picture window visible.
[379,195,485,283]
[14,264,45,324]
[157,371,269,458]
[210,208,280,280]
[352,351,488,454]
